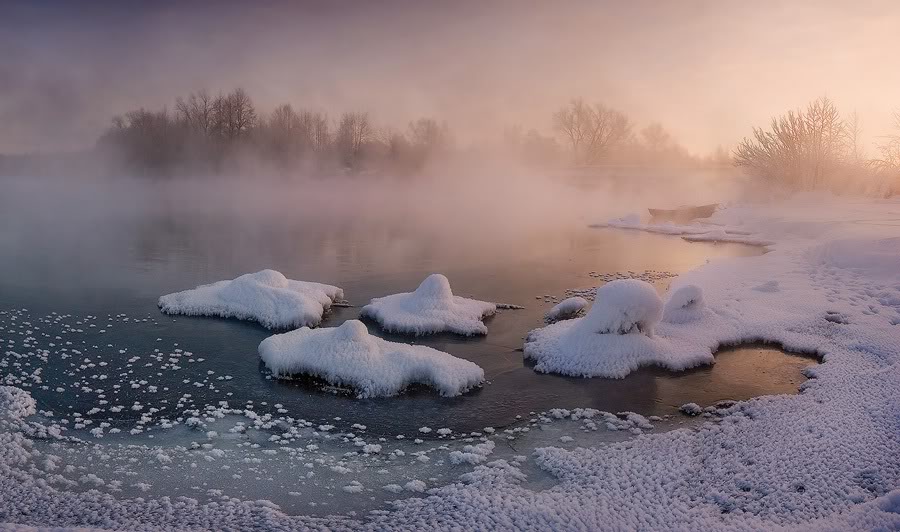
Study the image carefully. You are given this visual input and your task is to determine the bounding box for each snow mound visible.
[258,319,485,398]
[360,274,496,336]
[580,280,662,335]
[524,280,713,377]
[159,269,343,329]
[662,284,706,323]
[544,297,588,323]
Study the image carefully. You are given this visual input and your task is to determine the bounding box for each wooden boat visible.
[648,203,718,222]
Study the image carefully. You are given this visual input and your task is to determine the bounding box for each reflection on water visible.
[0,176,811,434]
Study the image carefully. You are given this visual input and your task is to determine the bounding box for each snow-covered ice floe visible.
[361,274,496,336]
[158,269,343,329]
[595,213,774,246]
[258,319,484,397]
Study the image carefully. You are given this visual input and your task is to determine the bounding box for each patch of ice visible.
[258,320,484,398]
[360,274,496,336]
[158,269,343,329]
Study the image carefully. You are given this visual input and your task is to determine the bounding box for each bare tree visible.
[335,112,372,167]
[734,97,846,189]
[870,112,900,172]
[175,90,215,137]
[553,98,630,164]
[845,110,863,164]
[640,122,672,152]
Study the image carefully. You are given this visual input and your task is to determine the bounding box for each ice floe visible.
[158,269,343,329]
[258,320,484,397]
[361,274,496,336]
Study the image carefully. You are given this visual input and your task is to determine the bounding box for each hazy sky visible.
[2,0,899,154]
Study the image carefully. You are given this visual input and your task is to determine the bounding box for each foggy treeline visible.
[89,89,720,178]
[95,88,454,177]
[2,86,898,197]
[734,97,900,195]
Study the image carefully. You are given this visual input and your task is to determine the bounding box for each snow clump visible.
[361,274,496,336]
[258,319,484,398]
[662,284,706,323]
[159,269,343,329]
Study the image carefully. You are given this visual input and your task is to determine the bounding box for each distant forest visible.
[1,88,898,195]
[89,88,724,177]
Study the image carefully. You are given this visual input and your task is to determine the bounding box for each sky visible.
[1,0,899,155]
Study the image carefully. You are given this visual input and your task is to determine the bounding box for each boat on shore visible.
[648,203,718,222]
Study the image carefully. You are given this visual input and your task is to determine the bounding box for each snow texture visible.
[258,319,485,398]
[662,284,706,323]
[158,269,343,329]
[360,274,496,336]
[544,297,589,323]
[524,280,684,378]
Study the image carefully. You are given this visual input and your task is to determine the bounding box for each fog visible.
[2,0,900,155]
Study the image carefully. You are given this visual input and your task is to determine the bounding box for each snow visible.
[544,297,588,323]
[524,280,675,378]
[2,195,900,530]
[258,320,485,398]
[662,284,706,323]
[360,274,496,336]
[596,213,773,246]
[158,269,343,329]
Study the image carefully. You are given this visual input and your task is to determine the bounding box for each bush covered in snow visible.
[662,284,705,323]
[361,274,496,336]
[258,320,485,398]
[159,269,343,329]
[579,279,662,336]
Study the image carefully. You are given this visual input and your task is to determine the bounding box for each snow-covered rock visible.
[544,297,588,323]
[523,280,713,378]
[258,320,484,398]
[158,269,343,329]
[662,284,706,323]
[579,279,662,335]
[360,274,496,336]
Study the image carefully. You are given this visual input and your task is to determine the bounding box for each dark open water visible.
[0,175,815,435]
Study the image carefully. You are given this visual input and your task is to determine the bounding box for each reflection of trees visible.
[128,206,445,284]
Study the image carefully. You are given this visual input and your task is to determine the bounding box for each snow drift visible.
[258,319,485,398]
[158,269,343,329]
[360,274,496,336]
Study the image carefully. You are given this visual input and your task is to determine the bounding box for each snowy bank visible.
[360,274,496,336]
[258,320,484,397]
[595,213,772,246]
[158,269,343,329]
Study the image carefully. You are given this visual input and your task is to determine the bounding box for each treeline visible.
[734,97,900,194]
[504,98,712,169]
[98,88,452,176]
[97,89,721,177]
